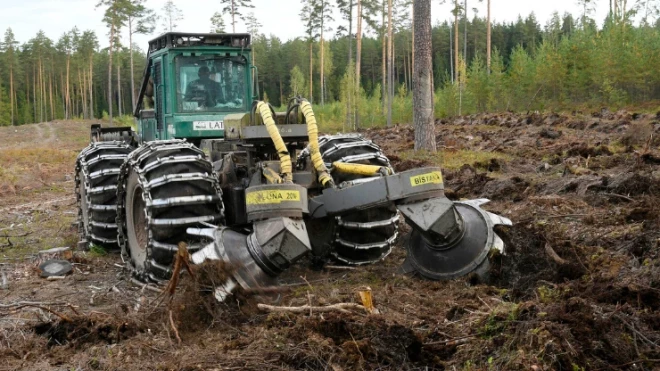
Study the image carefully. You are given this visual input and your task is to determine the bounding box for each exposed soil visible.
[1,110,660,370]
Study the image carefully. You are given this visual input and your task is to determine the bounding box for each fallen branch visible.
[38,247,70,255]
[324,265,359,271]
[424,335,475,346]
[163,242,194,299]
[46,276,67,281]
[169,310,181,344]
[0,301,68,308]
[544,243,568,265]
[257,302,369,315]
[0,232,31,238]
[130,278,163,293]
[602,193,636,202]
[0,303,73,323]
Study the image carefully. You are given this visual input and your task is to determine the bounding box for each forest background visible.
[0,0,658,131]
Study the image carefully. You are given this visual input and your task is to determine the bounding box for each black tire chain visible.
[116,140,224,282]
[75,141,133,249]
[301,134,400,265]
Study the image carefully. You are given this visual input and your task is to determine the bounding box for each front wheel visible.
[117,140,224,282]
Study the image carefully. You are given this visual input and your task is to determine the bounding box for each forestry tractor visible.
[75,33,511,299]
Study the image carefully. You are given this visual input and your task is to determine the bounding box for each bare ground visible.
[1,110,660,370]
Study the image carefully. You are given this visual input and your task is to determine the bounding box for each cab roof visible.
[148,32,251,54]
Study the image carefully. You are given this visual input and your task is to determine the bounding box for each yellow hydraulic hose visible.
[299,101,333,187]
[256,101,293,183]
[332,162,393,177]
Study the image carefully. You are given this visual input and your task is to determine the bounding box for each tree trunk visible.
[463,0,468,60]
[454,0,459,83]
[49,71,54,121]
[32,67,36,123]
[26,72,30,124]
[38,59,43,122]
[89,56,94,119]
[60,72,65,116]
[129,18,136,112]
[403,52,408,91]
[65,54,70,119]
[387,0,393,127]
[348,0,353,63]
[487,0,491,73]
[41,59,46,122]
[108,23,115,124]
[355,0,363,127]
[413,0,436,152]
[346,0,354,128]
[9,65,14,125]
[381,0,386,111]
[309,42,314,102]
[80,68,86,119]
[411,3,415,74]
[450,25,454,84]
[321,36,325,105]
[117,63,122,117]
[231,0,236,33]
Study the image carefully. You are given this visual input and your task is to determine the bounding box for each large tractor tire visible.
[116,140,224,282]
[306,134,399,265]
[76,141,133,249]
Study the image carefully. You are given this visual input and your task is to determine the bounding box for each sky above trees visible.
[2,0,611,48]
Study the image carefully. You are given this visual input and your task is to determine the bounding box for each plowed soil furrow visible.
[1,110,660,371]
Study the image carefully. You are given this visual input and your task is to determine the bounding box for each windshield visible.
[175,55,247,113]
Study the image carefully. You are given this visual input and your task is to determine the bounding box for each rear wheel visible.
[306,134,399,265]
[117,140,224,282]
[75,141,133,249]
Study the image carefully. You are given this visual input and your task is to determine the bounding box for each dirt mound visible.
[272,314,433,369]
[33,315,144,348]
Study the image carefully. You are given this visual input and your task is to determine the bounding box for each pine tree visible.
[301,0,320,102]
[126,0,155,111]
[77,31,99,119]
[97,0,129,124]
[161,0,183,32]
[315,0,334,105]
[486,0,491,73]
[387,0,393,126]
[336,0,355,64]
[221,0,255,33]
[1,28,19,125]
[210,12,227,33]
[56,31,74,119]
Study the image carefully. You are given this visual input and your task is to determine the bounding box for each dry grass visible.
[398,148,512,170]
[0,121,93,256]
[0,122,89,202]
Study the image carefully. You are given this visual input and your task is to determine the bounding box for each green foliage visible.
[1,8,660,127]
[210,12,226,33]
[89,244,108,257]
[0,85,11,126]
[289,66,306,98]
[115,115,137,129]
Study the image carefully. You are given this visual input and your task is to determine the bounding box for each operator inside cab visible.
[184,66,225,108]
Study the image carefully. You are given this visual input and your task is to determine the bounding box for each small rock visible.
[539,127,562,139]
[538,163,552,172]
